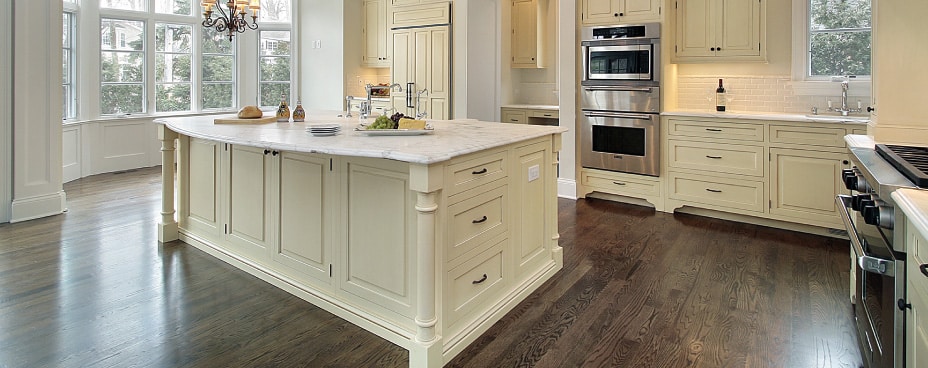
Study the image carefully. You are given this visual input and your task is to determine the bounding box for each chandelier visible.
[201,0,260,42]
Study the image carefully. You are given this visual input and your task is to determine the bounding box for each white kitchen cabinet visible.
[580,168,664,210]
[178,137,223,243]
[581,0,662,26]
[225,144,276,261]
[501,106,559,125]
[511,0,545,68]
[501,108,527,124]
[908,220,928,368]
[362,0,390,68]
[673,0,765,62]
[391,25,450,120]
[769,149,847,228]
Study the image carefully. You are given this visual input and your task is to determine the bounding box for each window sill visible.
[62,110,238,126]
[790,80,872,97]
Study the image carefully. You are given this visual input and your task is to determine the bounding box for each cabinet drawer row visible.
[666,118,861,148]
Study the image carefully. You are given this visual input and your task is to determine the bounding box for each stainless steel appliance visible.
[580,23,661,176]
[581,23,660,85]
[838,142,925,368]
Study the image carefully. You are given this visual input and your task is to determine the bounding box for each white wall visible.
[11,0,67,222]
[0,1,11,222]
[300,0,348,111]
[557,0,576,198]
[453,0,501,121]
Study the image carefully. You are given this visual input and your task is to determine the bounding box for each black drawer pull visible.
[472,273,488,284]
[921,264,928,277]
[472,216,488,224]
[706,128,722,132]
[706,188,722,193]
[612,181,626,186]
[706,155,722,159]
[264,149,271,155]
[272,151,279,156]
[472,168,488,175]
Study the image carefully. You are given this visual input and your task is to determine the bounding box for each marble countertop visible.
[664,109,870,125]
[845,134,874,149]
[155,111,567,165]
[501,104,559,111]
[892,188,928,239]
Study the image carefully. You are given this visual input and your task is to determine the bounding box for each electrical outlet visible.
[528,165,540,182]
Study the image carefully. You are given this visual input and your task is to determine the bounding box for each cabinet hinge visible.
[675,1,678,9]
[329,158,333,171]
[329,264,333,277]
[769,200,772,209]
[224,224,228,234]
[768,152,771,161]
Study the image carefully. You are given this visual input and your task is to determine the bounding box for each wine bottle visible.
[715,79,726,112]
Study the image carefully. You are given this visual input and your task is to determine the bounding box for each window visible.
[63,11,77,120]
[259,30,291,107]
[101,0,146,12]
[100,18,145,115]
[260,0,292,23]
[795,0,872,80]
[202,32,235,110]
[155,0,192,15]
[156,23,192,112]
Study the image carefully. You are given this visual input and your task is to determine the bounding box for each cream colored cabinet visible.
[362,0,390,68]
[581,0,662,26]
[273,152,334,288]
[908,220,928,368]
[501,108,527,124]
[501,107,559,125]
[673,0,765,62]
[225,144,276,260]
[179,137,223,243]
[511,0,545,68]
[579,168,664,210]
[391,25,451,120]
[769,149,847,228]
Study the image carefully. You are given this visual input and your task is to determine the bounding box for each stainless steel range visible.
[838,140,928,368]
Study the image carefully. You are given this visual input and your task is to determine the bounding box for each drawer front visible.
[502,110,527,124]
[668,172,764,212]
[445,241,507,327]
[447,184,509,261]
[447,150,508,196]
[529,110,559,119]
[581,169,661,196]
[667,119,764,141]
[769,125,847,147]
[667,140,764,177]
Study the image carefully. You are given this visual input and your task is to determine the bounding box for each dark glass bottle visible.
[716,79,726,112]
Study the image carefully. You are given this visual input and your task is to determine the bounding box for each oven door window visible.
[588,45,651,80]
[592,125,646,156]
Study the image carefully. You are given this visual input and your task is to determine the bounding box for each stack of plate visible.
[306,123,341,136]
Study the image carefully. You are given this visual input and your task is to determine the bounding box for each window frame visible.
[100,16,148,116]
[791,0,872,96]
[63,9,78,121]
[257,27,293,108]
[154,22,193,113]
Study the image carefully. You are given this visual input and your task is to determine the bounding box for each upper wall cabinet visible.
[511,0,546,68]
[672,0,766,63]
[362,0,391,68]
[581,0,662,26]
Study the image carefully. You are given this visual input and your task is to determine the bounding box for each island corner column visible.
[550,133,564,266]
[157,125,179,243]
[408,162,444,367]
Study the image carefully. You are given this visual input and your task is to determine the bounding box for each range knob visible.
[863,204,895,229]
[842,169,858,191]
[852,194,873,211]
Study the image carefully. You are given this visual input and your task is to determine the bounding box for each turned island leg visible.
[411,190,442,367]
[158,125,178,243]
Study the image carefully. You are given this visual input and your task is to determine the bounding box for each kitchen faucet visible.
[828,76,863,116]
[415,89,429,119]
[361,83,403,119]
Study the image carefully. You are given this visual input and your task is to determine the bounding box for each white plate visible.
[310,132,338,137]
[307,123,341,130]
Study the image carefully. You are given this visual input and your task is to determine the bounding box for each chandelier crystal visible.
[201,0,260,42]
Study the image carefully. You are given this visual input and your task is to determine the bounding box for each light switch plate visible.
[528,165,540,182]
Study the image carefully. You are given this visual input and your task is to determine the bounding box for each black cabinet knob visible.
[619,12,624,16]
[867,106,875,112]
[899,298,912,311]
[614,12,619,16]
[710,47,716,51]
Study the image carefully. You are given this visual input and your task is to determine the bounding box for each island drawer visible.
[666,119,764,141]
[768,124,848,148]
[444,239,507,329]
[668,172,764,212]
[446,149,509,196]
[447,182,509,261]
[667,140,764,177]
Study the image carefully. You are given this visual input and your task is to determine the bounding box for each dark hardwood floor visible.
[0,167,861,367]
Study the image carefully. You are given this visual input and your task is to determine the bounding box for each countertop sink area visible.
[804,114,870,123]
[663,110,870,124]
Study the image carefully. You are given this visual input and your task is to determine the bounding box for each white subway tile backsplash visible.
[675,75,872,114]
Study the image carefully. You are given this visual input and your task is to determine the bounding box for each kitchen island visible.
[155,112,565,367]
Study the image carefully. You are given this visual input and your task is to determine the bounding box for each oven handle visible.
[836,195,896,277]
[583,111,653,120]
[584,86,654,93]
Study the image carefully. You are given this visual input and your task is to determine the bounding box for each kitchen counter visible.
[893,188,928,234]
[664,109,870,125]
[157,112,565,164]
[501,104,559,111]
[155,112,564,367]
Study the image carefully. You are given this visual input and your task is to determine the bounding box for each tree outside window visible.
[808,0,871,77]
[202,31,235,110]
[259,30,291,107]
[156,23,192,112]
[100,18,145,115]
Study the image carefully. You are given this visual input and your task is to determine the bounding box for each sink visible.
[804,114,869,123]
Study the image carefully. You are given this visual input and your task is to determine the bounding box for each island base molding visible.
[158,122,564,367]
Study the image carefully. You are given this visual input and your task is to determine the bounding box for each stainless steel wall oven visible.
[580,23,661,176]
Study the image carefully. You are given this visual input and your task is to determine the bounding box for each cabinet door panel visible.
[182,137,222,239]
[275,152,331,285]
[512,0,538,66]
[717,0,761,57]
[769,149,844,226]
[908,227,928,368]
[361,0,387,67]
[226,145,272,259]
[675,0,713,57]
[513,142,551,278]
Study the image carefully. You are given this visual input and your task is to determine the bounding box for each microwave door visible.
[587,45,649,81]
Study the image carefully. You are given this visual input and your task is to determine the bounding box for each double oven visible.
[838,143,919,368]
[580,23,661,176]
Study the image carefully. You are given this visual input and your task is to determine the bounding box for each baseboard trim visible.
[11,190,67,223]
[557,178,577,200]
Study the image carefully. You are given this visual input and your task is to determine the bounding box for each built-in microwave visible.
[581,23,660,86]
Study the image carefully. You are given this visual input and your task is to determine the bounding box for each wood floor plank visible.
[0,168,861,367]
